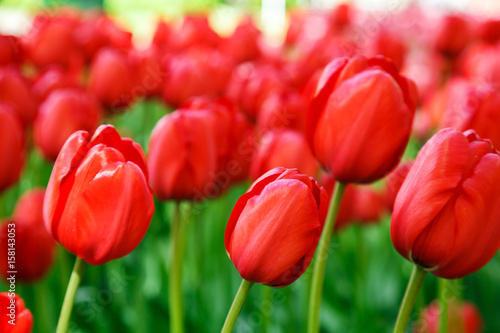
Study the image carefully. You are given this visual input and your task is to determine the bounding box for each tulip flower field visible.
[1,1,500,332]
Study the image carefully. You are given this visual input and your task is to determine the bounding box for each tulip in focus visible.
[307,55,417,183]
[43,125,154,265]
[391,128,500,278]
[0,105,25,193]
[414,301,483,333]
[0,189,56,282]
[225,167,327,287]
[34,88,102,161]
[0,293,33,333]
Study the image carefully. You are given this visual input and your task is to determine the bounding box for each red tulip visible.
[129,47,164,99]
[431,14,471,56]
[364,29,407,69]
[391,128,500,278]
[0,67,37,126]
[0,293,33,333]
[88,47,137,111]
[384,160,413,211]
[31,66,79,102]
[307,55,417,183]
[0,35,23,67]
[414,301,483,333]
[250,130,319,180]
[459,43,500,85]
[0,189,56,282]
[23,13,83,70]
[43,125,154,265]
[34,88,102,161]
[0,105,25,193]
[161,50,219,107]
[477,19,500,44]
[148,103,219,201]
[226,62,285,120]
[75,14,132,61]
[257,89,307,134]
[225,167,328,287]
[439,78,500,149]
[220,17,261,63]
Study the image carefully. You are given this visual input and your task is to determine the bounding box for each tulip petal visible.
[75,161,154,265]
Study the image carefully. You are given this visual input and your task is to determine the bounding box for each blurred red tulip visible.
[414,301,483,333]
[307,55,417,183]
[364,29,407,69]
[431,14,472,56]
[24,13,83,70]
[226,62,285,120]
[0,293,33,332]
[439,78,500,149]
[0,189,56,282]
[391,129,500,278]
[476,19,500,44]
[459,43,500,85]
[43,125,154,265]
[75,14,132,61]
[220,17,261,63]
[161,51,213,107]
[129,47,164,99]
[384,160,413,211]
[0,35,23,67]
[89,47,137,111]
[0,67,37,125]
[225,167,328,287]
[172,15,221,50]
[34,88,102,161]
[0,105,25,193]
[250,130,319,180]
[31,66,80,102]
[257,89,307,134]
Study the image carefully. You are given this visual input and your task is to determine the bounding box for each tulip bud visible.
[0,189,56,282]
[391,128,500,278]
[250,130,319,180]
[414,301,483,333]
[34,88,102,161]
[0,292,33,332]
[0,105,25,193]
[0,67,37,126]
[307,55,417,183]
[225,167,328,287]
[43,125,154,265]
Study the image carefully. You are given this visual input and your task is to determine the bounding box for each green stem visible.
[393,265,427,333]
[439,278,448,333]
[169,202,190,333]
[56,257,86,333]
[262,286,273,333]
[221,279,254,333]
[307,182,347,333]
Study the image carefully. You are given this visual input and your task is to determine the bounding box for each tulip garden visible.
[1,0,500,332]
